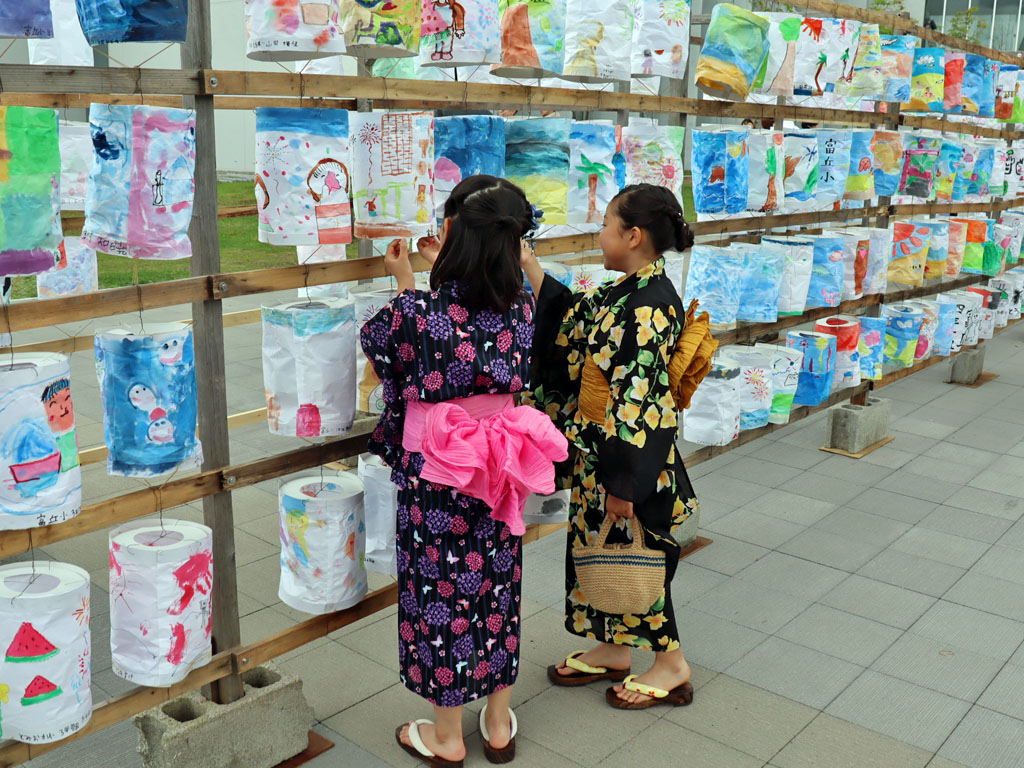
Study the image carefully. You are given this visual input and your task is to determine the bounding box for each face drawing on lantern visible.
[147,418,175,444]
[41,379,74,435]
[157,335,185,365]
[127,383,164,418]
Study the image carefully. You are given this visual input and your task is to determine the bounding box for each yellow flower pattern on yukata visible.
[527,258,701,654]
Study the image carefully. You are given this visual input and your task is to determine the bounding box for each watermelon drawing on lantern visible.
[5,624,59,664]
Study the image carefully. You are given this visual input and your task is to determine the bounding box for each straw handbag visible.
[572,516,666,616]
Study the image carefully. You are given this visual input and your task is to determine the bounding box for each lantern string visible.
[132,259,146,335]
[1,289,13,369]
[0,41,16,62]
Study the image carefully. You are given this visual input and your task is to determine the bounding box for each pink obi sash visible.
[403,394,569,536]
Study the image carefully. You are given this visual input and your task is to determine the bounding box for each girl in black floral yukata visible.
[361,175,566,766]
[524,184,701,710]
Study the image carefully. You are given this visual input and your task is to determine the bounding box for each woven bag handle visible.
[593,515,648,551]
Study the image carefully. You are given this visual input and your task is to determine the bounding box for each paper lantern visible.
[880,34,916,103]
[357,452,398,575]
[960,54,985,116]
[664,253,684,296]
[903,48,943,113]
[899,133,940,199]
[944,219,967,278]
[94,324,202,478]
[109,519,212,686]
[956,290,984,347]
[907,299,939,361]
[764,236,812,316]
[1014,71,1024,121]
[996,65,1019,122]
[58,121,92,212]
[631,0,690,80]
[861,227,890,296]
[82,105,195,261]
[881,303,923,368]
[968,287,997,339]
[682,361,740,446]
[998,211,1024,267]
[351,111,434,239]
[991,275,1024,319]
[918,219,949,280]
[952,140,978,202]
[621,120,685,201]
[491,0,565,78]
[36,238,98,299]
[992,145,1009,199]
[27,0,91,65]
[695,4,768,101]
[262,298,356,438]
[804,236,844,310]
[683,245,745,330]
[504,117,570,226]
[871,130,903,197]
[0,0,52,37]
[783,131,819,208]
[245,0,344,60]
[965,143,995,199]
[522,490,570,525]
[0,354,81,531]
[888,221,928,286]
[992,223,1013,277]
[786,331,836,407]
[790,16,827,97]
[815,315,860,390]
[980,59,999,118]
[932,301,956,357]
[999,147,1020,201]
[815,130,852,206]
[419,0,500,68]
[560,0,630,83]
[255,108,351,247]
[857,316,886,381]
[823,229,867,301]
[837,23,882,106]
[746,130,785,212]
[944,52,965,113]
[692,127,749,215]
[843,130,874,201]
[568,121,618,227]
[956,218,988,274]
[351,285,396,414]
[929,138,962,204]
[278,474,367,614]
[74,0,187,44]
[936,293,969,353]
[340,0,419,57]
[0,562,91,743]
[435,115,505,220]
[754,343,803,424]
[750,13,800,97]
[733,243,784,323]
[718,348,773,431]
[0,107,63,277]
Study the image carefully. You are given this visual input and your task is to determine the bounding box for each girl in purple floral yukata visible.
[360,175,567,767]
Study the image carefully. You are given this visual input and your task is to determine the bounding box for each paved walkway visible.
[9,297,1024,768]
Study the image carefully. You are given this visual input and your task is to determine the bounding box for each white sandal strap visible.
[408,719,436,757]
[479,704,517,743]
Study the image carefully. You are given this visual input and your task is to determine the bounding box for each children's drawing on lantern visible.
[168,550,213,617]
[424,0,466,61]
[564,20,604,77]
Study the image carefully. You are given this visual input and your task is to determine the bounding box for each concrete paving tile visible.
[843,487,938,528]
[690,578,811,635]
[705,507,805,549]
[872,632,1003,702]
[683,534,770,576]
[809,455,898,486]
[778,471,865,506]
[891,416,960,440]
[596,717,761,768]
[978,663,1024,722]
[875,470,961,504]
[927,757,972,768]
[322,683,433,768]
[745,488,836,526]
[328,604,396,640]
[882,379,951,405]
[944,572,1024,622]
[671,562,729,607]
[910,600,1024,660]
[671,607,769,673]
[971,545,1024,586]
[715,456,805,488]
[726,636,863,710]
[945,486,1024,522]
[825,670,970,752]
[857,549,966,597]
[919,505,1013,545]
[304,723,392,768]
[776,422,828,450]
[820,575,936,630]
[19,717,141,768]
[814,506,913,547]
[735,552,847,601]
[504,736,589,768]
[949,417,1024,454]
[889,528,989,570]
[923,442,1004,468]
[902,455,985,486]
[686,451,740,479]
[939,706,1024,768]
[515,683,658,766]
[277,641,397,720]
[690,494,737,525]
[778,527,884,572]
[664,673,816,762]
[692,474,773,508]
[904,403,985,427]
[519,607,594,674]
[970,469,1024,499]
[881,430,941,455]
[770,713,933,768]
[236,553,283,604]
[337,607,401,673]
[748,442,830,470]
[234,527,278,566]
[92,666,138,699]
[41,528,112,573]
[238,511,282,546]
[777,604,901,667]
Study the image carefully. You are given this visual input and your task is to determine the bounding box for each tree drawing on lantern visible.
[814,51,828,94]
[575,153,613,223]
[357,121,382,185]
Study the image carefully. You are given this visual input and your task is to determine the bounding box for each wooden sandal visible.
[604,674,694,710]
[395,719,465,767]
[546,651,631,687]
[479,703,518,764]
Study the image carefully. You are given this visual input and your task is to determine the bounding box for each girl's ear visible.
[627,226,644,249]
[441,217,451,243]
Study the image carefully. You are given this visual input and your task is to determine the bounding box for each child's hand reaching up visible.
[520,239,545,296]
[384,239,415,293]
[416,235,442,265]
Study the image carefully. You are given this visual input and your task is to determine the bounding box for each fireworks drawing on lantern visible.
[745,367,771,401]
[659,0,689,26]
[357,122,382,183]
[257,135,293,170]
[572,272,597,291]
[72,596,90,627]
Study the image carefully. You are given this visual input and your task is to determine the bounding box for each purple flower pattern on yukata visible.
[359,281,534,706]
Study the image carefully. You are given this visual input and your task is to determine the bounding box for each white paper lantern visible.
[58,121,92,212]
[419,0,500,68]
[245,0,346,61]
[522,490,570,525]
[358,453,398,576]
[0,353,82,531]
[630,0,690,81]
[561,0,631,83]
[683,361,740,447]
[27,0,92,66]
[109,519,213,687]
[352,286,397,414]
[0,561,91,744]
[718,348,773,431]
[262,298,356,438]
[279,473,367,614]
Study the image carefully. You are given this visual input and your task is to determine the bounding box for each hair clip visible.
[528,204,545,236]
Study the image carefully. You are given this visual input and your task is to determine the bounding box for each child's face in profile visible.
[46,387,74,433]
[599,205,634,272]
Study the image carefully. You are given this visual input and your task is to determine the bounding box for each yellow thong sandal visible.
[546,650,631,687]
[605,674,694,710]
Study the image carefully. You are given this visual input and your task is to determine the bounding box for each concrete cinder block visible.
[825,397,891,455]
[134,664,314,768]
[673,506,701,549]
[945,344,986,385]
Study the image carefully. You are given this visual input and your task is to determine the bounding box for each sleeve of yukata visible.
[359,294,410,467]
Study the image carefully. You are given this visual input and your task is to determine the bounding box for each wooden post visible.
[181,0,244,705]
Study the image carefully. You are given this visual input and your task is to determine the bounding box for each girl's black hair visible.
[609,183,694,253]
[430,175,531,311]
